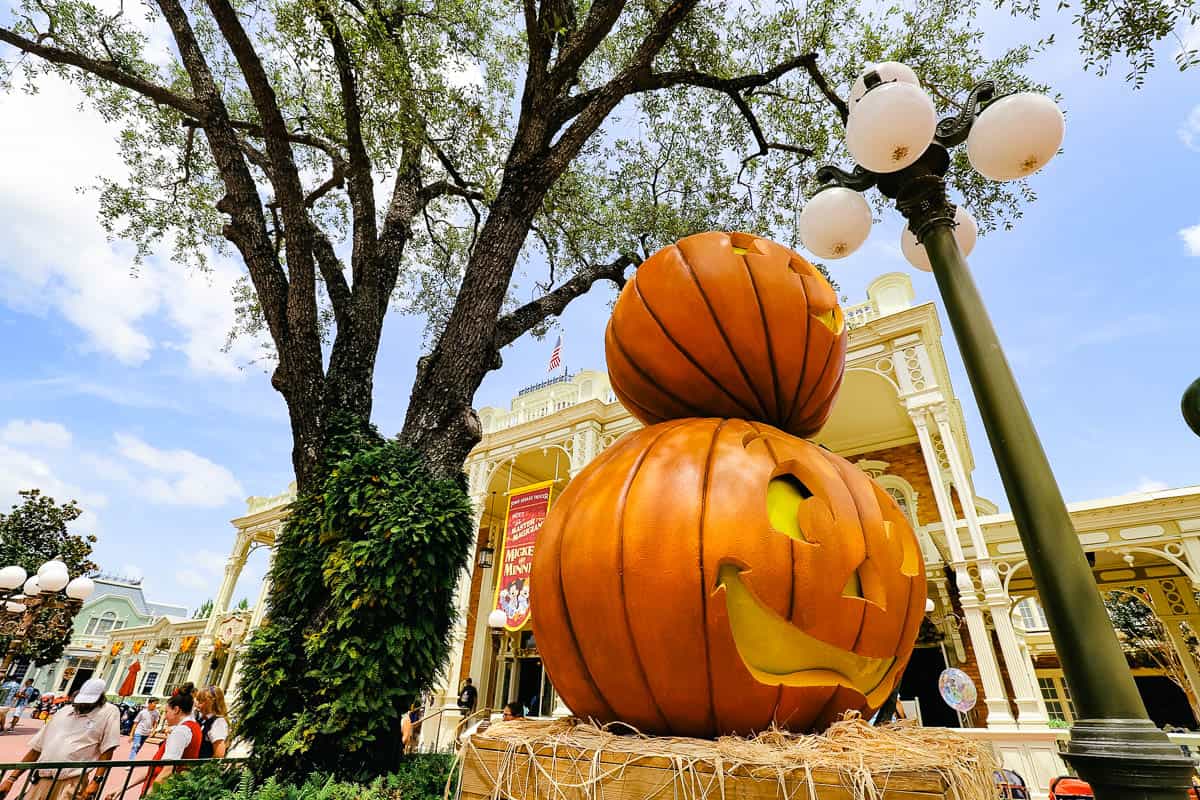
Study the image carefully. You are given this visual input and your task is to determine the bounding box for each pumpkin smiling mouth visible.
[715,563,895,704]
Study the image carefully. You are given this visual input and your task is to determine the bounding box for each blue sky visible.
[1,6,1198,613]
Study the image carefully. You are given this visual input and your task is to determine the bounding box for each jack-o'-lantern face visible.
[531,419,925,738]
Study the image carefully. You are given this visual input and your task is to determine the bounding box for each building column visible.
[911,408,1016,728]
[425,489,487,749]
[190,531,252,684]
[1145,581,1200,709]
[932,406,1048,727]
[248,542,276,632]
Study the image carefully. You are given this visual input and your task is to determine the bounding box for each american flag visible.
[547,335,563,373]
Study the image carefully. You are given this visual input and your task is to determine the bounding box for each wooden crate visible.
[460,732,960,800]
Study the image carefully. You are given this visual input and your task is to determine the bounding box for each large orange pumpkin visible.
[531,418,925,737]
[605,232,848,439]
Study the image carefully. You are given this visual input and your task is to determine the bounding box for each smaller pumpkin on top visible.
[605,231,848,439]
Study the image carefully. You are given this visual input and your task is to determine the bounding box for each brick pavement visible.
[0,715,157,799]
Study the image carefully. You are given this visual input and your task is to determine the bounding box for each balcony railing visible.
[844,300,879,329]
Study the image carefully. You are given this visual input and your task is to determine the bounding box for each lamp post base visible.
[1065,719,1194,799]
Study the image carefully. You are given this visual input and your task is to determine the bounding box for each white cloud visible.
[0,443,108,512]
[174,568,211,591]
[0,76,263,378]
[1181,223,1200,256]
[1,420,72,449]
[1133,477,1169,493]
[113,433,244,506]
[1181,104,1200,152]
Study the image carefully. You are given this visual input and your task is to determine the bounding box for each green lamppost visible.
[1183,378,1200,437]
[799,65,1193,799]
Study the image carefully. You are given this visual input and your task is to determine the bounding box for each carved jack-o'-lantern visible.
[530,418,925,737]
[605,232,848,439]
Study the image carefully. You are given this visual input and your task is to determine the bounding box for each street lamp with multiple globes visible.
[0,560,95,676]
[799,64,1193,799]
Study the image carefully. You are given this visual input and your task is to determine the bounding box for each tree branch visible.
[493,254,634,350]
[315,1,378,269]
[417,180,485,208]
[0,27,205,118]
[553,53,847,128]
[312,227,353,326]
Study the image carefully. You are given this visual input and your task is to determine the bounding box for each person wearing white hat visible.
[0,678,120,800]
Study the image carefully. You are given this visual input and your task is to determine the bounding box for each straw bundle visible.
[458,715,997,800]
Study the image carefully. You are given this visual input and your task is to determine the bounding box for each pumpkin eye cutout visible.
[766,475,811,543]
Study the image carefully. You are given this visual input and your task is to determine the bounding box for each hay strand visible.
[460,715,997,800]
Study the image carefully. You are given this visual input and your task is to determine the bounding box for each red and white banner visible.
[491,480,554,631]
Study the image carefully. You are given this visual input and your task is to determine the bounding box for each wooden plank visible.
[462,738,952,800]
[467,734,947,793]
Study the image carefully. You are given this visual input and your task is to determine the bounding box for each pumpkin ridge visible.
[744,421,789,728]
[740,253,784,421]
[630,277,761,421]
[783,276,815,426]
[786,320,839,434]
[697,418,726,735]
[607,314,716,420]
[673,245,773,420]
[616,422,681,733]
[547,433,642,723]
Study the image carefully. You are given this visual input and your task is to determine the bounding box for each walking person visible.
[193,687,228,758]
[108,694,200,799]
[0,678,120,800]
[8,680,40,731]
[457,678,478,715]
[128,700,158,759]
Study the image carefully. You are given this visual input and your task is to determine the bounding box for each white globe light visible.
[901,206,978,271]
[846,82,937,173]
[967,92,1064,181]
[66,575,96,601]
[5,601,26,613]
[925,597,936,614]
[23,576,42,596]
[798,187,872,260]
[849,61,921,108]
[487,609,508,629]
[38,559,68,577]
[38,563,70,592]
[0,565,27,591]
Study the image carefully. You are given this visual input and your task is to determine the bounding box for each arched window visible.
[85,611,121,635]
[875,475,919,529]
[1015,597,1049,632]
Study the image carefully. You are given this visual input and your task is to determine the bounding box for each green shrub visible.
[150,754,456,800]
[144,761,242,798]
[235,415,474,782]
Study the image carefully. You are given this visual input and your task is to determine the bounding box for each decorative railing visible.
[844,300,880,329]
[517,370,576,396]
[0,756,246,799]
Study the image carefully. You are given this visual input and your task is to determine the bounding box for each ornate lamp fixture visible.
[799,63,1190,799]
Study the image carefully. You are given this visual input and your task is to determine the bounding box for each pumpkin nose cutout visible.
[842,569,864,599]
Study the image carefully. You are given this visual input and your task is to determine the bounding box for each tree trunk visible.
[398,174,547,478]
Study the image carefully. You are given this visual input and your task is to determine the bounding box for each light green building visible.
[28,574,187,696]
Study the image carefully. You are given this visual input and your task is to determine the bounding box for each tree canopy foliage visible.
[3,0,1191,486]
[0,490,99,665]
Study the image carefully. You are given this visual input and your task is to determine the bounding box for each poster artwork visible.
[492,481,554,631]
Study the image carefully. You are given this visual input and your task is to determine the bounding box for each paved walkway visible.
[0,717,157,799]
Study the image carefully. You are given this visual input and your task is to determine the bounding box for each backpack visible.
[198,715,218,758]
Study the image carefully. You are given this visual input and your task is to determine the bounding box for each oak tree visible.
[2,0,1162,485]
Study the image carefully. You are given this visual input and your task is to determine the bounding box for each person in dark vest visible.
[108,693,200,799]
[457,678,478,714]
[194,686,228,758]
